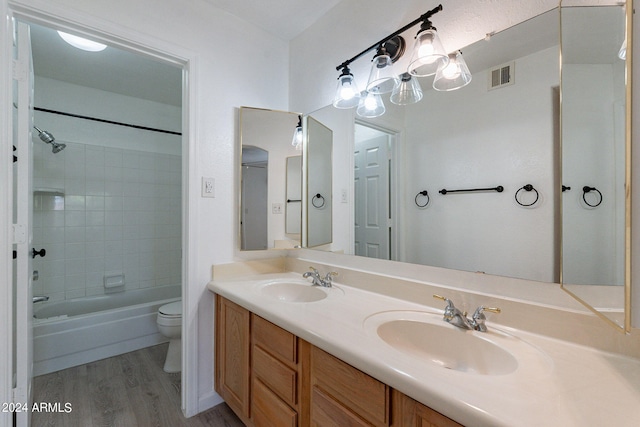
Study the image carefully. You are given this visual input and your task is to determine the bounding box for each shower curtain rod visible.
[34,107,182,136]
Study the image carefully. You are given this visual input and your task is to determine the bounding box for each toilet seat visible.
[159,301,182,317]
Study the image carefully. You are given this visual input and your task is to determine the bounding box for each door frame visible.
[0,2,201,423]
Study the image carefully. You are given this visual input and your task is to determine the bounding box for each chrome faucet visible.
[302,267,337,288]
[433,295,500,332]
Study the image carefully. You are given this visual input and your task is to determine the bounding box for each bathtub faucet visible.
[33,295,49,303]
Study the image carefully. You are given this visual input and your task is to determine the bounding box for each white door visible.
[354,133,390,259]
[13,21,35,427]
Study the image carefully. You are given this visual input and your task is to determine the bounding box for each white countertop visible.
[208,272,640,427]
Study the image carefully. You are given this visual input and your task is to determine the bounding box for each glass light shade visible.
[390,73,423,105]
[407,29,448,77]
[366,54,399,94]
[433,51,472,91]
[619,38,627,60]
[57,31,107,52]
[333,72,361,108]
[292,126,303,148]
[357,92,386,118]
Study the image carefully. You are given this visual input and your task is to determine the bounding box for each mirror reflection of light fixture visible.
[433,50,472,91]
[57,31,107,52]
[333,66,361,108]
[357,91,386,118]
[366,46,400,94]
[292,115,303,150]
[407,21,449,77]
[390,73,423,105]
[618,38,626,60]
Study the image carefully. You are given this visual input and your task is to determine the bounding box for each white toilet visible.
[157,300,182,373]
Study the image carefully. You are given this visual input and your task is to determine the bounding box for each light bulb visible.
[441,61,461,79]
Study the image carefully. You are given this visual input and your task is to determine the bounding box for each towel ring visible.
[312,193,325,208]
[515,184,539,207]
[582,186,602,207]
[415,190,430,208]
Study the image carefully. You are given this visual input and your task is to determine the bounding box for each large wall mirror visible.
[302,2,629,330]
[237,2,630,330]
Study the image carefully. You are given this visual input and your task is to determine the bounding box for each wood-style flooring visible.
[32,343,244,427]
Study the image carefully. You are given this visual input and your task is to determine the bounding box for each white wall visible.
[402,46,559,283]
[2,0,290,417]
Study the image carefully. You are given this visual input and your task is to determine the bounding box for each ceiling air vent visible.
[488,61,515,90]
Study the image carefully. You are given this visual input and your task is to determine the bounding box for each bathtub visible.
[33,284,181,376]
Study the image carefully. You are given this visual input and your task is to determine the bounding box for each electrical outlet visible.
[202,177,215,198]
[272,203,283,214]
[341,189,348,203]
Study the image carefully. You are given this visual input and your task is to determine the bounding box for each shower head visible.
[34,126,66,153]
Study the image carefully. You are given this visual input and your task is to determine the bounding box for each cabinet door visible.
[391,390,463,427]
[215,296,251,421]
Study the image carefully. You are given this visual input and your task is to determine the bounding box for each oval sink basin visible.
[363,310,550,376]
[261,282,328,303]
[377,319,518,375]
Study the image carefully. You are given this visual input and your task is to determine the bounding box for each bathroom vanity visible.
[215,295,461,427]
[209,256,640,427]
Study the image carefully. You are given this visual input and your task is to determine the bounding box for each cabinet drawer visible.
[253,344,297,406]
[253,378,298,427]
[253,314,297,364]
[311,386,371,427]
[311,346,389,427]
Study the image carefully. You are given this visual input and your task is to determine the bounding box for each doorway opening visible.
[353,122,397,260]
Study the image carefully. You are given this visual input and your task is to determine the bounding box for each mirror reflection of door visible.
[354,123,392,259]
[241,146,268,250]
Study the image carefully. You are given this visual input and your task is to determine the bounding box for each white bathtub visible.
[33,285,181,376]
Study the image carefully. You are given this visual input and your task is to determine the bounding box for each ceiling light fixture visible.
[332,4,470,118]
[57,31,107,52]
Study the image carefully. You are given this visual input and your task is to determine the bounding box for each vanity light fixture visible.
[433,50,472,91]
[332,4,468,117]
[57,31,107,52]
[292,115,303,150]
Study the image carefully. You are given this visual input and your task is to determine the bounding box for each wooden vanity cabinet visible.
[215,296,462,427]
[310,346,389,427]
[391,390,463,427]
[215,295,251,425]
[251,313,310,427]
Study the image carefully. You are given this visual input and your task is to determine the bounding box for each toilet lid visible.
[159,301,182,316]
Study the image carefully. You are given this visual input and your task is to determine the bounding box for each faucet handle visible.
[308,266,319,275]
[471,306,501,332]
[433,294,454,307]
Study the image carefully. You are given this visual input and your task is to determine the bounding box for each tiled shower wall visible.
[32,141,182,302]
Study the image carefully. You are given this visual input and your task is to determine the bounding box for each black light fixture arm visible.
[335,4,443,71]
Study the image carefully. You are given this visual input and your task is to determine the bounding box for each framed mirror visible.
[239,107,301,250]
